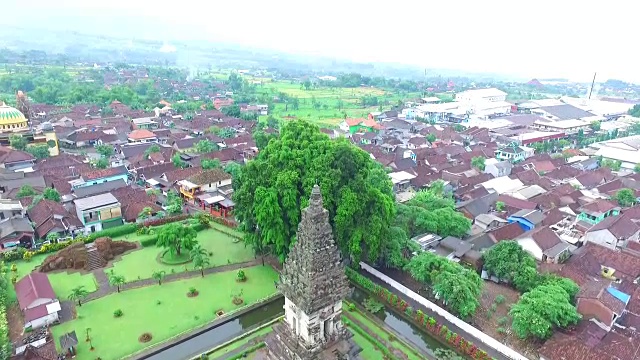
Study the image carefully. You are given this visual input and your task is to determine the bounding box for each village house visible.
[27,199,82,240]
[516,226,572,263]
[74,193,123,234]
[71,166,129,189]
[15,273,60,330]
[127,129,158,144]
[0,147,36,172]
[582,212,640,250]
[576,200,620,226]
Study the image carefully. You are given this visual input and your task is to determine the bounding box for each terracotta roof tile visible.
[488,223,525,242]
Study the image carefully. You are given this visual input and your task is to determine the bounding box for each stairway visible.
[85,243,107,271]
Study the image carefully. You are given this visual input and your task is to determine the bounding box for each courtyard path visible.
[85,259,262,302]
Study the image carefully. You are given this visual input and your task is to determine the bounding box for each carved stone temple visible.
[263,185,361,360]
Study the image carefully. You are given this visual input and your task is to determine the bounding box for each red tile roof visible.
[579,200,618,215]
[497,194,537,210]
[15,273,56,310]
[128,129,156,140]
[81,165,128,181]
[488,223,525,242]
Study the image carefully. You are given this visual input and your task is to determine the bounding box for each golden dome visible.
[0,102,28,127]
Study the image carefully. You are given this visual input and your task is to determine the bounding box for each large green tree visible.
[395,189,471,238]
[234,120,395,263]
[156,223,197,256]
[9,134,27,150]
[26,144,50,159]
[510,284,581,340]
[43,188,61,202]
[405,252,482,318]
[483,241,536,282]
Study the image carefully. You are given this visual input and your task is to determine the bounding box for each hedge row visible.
[142,214,190,228]
[345,267,495,360]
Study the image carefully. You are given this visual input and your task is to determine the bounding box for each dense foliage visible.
[234,120,395,263]
[156,223,197,256]
[510,284,581,340]
[395,187,471,239]
[482,241,536,282]
[405,252,482,318]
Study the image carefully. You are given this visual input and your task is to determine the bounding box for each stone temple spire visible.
[263,184,360,360]
[278,184,351,315]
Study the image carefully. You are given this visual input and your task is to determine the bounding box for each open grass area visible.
[108,228,255,280]
[51,265,279,360]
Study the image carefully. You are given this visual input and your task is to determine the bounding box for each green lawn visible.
[108,228,255,281]
[51,265,279,360]
[7,254,97,302]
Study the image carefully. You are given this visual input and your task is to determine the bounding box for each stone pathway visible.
[85,259,262,302]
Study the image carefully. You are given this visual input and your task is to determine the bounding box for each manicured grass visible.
[108,228,255,280]
[51,266,279,360]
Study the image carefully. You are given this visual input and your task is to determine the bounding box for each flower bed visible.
[346,267,495,360]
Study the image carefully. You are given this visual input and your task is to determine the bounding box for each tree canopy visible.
[42,188,61,202]
[26,144,50,159]
[394,189,471,238]
[95,144,114,158]
[16,185,37,199]
[483,241,536,282]
[234,120,395,263]
[405,252,482,318]
[510,284,581,340]
[156,223,197,256]
[9,135,27,150]
[613,188,636,207]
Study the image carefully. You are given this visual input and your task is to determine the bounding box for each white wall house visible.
[455,88,508,103]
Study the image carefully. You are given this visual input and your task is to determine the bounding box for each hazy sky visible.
[5,0,640,82]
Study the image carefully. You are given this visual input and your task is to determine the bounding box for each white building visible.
[455,88,507,103]
[589,135,640,170]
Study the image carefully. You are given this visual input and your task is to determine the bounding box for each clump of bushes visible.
[113,309,123,318]
[187,287,199,297]
[236,269,246,282]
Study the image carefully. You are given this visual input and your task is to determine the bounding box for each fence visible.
[359,262,528,360]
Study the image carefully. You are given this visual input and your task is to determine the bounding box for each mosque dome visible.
[0,103,28,130]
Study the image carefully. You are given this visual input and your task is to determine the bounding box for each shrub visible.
[494,294,506,305]
[236,269,246,282]
[85,223,138,242]
[363,297,384,314]
[1,247,26,262]
[139,237,158,248]
[490,303,497,312]
[10,264,17,272]
[347,303,356,312]
[23,251,33,262]
[189,287,198,296]
[113,309,123,318]
[497,327,507,334]
[497,316,509,326]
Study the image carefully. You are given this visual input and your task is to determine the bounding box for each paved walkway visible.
[360,262,527,360]
[85,259,262,302]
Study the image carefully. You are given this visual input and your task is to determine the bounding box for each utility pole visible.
[588,72,597,99]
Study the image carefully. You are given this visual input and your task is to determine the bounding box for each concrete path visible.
[85,259,262,302]
[360,262,528,360]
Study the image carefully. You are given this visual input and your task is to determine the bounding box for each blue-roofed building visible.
[607,287,631,306]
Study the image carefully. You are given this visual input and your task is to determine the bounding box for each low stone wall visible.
[360,262,528,360]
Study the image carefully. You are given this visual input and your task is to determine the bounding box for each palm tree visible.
[108,271,126,293]
[152,270,166,285]
[191,244,210,277]
[193,253,210,277]
[68,286,89,307]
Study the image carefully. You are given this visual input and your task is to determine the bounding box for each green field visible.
[51,265,279,360]
[246,77,419,127]
[108,228,254,281]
